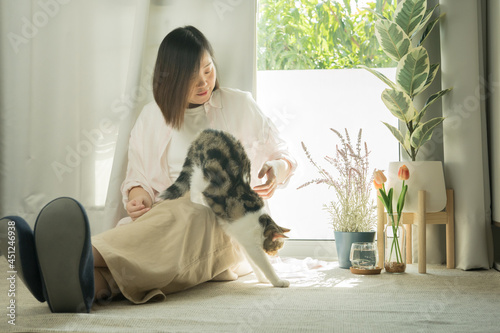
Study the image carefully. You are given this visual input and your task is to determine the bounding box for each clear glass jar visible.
[384,213,406,273]
[350,242,377,270]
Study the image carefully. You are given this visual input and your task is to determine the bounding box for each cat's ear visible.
[280,227,291,234]
[272,233,289,241]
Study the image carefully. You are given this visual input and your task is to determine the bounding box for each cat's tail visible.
[159,171,190,200]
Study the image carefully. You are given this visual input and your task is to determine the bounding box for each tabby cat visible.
[160,129,290,287]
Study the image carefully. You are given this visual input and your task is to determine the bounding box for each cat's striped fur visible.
[160,129,290,287]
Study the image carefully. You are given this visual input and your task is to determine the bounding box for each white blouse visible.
[120,87,297,208]
[166,105,209,182]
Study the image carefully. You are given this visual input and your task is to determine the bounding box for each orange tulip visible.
[373,169,387,187]
[398,165,410,181]
[373,180,383,190]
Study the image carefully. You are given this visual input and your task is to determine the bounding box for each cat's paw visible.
[273,279,290,288]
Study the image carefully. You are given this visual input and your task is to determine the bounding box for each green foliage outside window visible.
[257,0,397,70]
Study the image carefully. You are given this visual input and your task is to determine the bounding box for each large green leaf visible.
[413,4,439,39]
[394,0,427,37]
[375,20,411,61]
[418,13,445,46]
[382,122,405,145]
[396,46,430,97]
[420,63,439,93]
[403,129,412,153]
[410,117,444,149]
[359,65,397,90]
[381,89,417,122]
[415,88,453,124]
[383,122,411,157]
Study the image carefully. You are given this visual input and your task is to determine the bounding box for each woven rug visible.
[1,258,499,333]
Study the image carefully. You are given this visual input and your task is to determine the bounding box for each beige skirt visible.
[92,194,246,304]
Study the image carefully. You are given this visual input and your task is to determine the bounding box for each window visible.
[257,0,399,239]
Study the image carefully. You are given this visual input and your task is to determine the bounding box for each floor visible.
[1,258,499,333]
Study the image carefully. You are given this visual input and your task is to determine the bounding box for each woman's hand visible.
[126,199,150,220]
[253,162,278,199]
[253,159,291,199]
[126,187,153,220]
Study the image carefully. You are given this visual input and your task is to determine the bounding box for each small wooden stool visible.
[377,189,455,273]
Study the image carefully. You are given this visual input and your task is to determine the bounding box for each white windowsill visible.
[278,239,338,261]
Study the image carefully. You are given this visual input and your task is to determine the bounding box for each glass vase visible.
[384,213,406,273]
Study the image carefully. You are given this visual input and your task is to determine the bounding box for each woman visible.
[0,26,296,312]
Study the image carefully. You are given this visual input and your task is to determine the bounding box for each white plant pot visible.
[386,161,446,213]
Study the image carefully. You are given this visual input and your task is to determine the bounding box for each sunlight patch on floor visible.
[242,256,360,288]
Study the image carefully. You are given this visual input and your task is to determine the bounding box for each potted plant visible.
[299,128,376,268]
[361,0,451,213]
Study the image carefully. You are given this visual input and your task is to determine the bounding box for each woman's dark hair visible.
[153,26,219,129]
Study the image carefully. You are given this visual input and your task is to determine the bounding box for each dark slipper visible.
[0,216,45,302]
[34,197,94,313]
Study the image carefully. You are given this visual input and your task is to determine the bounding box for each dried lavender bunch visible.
[299,128,376,232]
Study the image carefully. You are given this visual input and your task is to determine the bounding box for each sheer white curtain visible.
[0,0,143,233]
[440,0,493,270]
[486,0,500,270]
[0,0,257,234]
